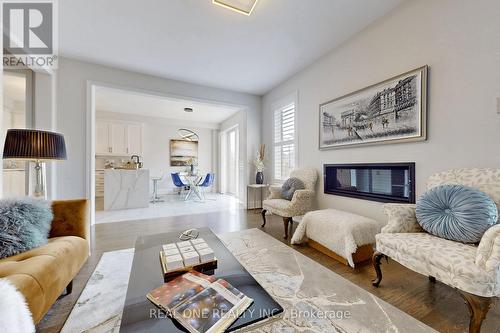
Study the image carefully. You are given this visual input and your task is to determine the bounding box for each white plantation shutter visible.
[274,103,296,181]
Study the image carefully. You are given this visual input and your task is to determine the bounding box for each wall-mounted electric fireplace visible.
[324,163,415,203]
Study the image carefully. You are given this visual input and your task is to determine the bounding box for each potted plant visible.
[254,144,265,184]
[185,157,197,174]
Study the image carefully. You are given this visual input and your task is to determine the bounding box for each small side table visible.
[247,184,269,213]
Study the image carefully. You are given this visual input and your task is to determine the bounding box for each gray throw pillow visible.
[0,198,53,259]
[281,177,305,201]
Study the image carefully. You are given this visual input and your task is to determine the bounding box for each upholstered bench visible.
[291,209,385,267]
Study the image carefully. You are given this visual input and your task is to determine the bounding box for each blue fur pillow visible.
[0,198,53,259]
[416,185,498,243]
[281,177,305,201]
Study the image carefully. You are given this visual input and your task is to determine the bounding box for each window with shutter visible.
[273,103,296,182]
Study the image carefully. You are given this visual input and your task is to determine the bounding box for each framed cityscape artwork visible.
[319,66,427,149]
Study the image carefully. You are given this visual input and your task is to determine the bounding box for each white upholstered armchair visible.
[261,168,318,239]
[373,168,500,333]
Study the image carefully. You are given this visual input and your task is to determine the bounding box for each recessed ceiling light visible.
[184,107,193,112]
[212,0,259,16]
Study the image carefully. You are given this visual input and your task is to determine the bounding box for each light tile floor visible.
[95,193,242,224]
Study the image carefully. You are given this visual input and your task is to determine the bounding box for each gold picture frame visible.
[170,139,198,166]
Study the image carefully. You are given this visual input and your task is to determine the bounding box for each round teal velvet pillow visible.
[416,185,498,243]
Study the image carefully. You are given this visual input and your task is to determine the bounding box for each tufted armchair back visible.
[427,168,500,209]
[289,168,318,191]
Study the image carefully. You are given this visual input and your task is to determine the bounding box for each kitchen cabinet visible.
[110,123,128,155]
[2,170,26,197]
[2,109,25,145]
[11,112,25,128]
[96,120,143,156]
[2,110,12,139]
[127,124,143,156]
[95,170,105,197]
[96,122,111,155]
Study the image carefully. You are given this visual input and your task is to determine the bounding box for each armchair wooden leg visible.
[65,280,73,295]
[372,251,384,287]
[283,217,291,239]
[458,290,494,333]
[261,209,267,227]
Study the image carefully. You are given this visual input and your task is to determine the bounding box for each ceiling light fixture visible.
[178,128,199,142]
[184,107,193,112]
[212,0,259,16]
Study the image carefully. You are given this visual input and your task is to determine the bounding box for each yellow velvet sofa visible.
[0,199,89,323]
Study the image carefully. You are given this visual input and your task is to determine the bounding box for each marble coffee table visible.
[63,228,437,333]
[218,229,437,333]
[119,228,284,332]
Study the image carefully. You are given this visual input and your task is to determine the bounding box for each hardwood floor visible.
[37,209,500,333]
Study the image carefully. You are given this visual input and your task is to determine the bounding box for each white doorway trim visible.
[85,81,248,226]
[219,124,239,197]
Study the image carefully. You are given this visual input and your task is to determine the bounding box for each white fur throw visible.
[291,209,384,267]
[0,279,35,333]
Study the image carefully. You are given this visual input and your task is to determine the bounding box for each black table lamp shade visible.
[3,129,67,161]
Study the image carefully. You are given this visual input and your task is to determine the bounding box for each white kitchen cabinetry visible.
[2,111,12,140]
[127,124,143,156]
[95,170,105,197]
[96,122,111,155]
[2,170,26,197]
[110,123,128,155]
[96,120,143,156]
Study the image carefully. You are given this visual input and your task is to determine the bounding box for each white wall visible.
[96,110,217,194]
[263,0,500,222]
[55,57,262,200]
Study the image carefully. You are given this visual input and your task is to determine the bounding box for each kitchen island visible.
[104,169,150,211]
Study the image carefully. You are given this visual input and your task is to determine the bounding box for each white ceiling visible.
[95,86,242,124]
[60,0,403,95]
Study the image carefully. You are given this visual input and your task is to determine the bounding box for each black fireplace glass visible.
[324,163,415,203]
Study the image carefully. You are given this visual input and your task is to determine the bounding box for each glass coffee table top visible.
[120,228,284,332]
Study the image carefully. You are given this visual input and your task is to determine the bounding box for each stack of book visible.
[147,271,253,333]
[160,238,217,280]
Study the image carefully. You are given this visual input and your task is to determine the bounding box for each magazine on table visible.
[147,271,253,333]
